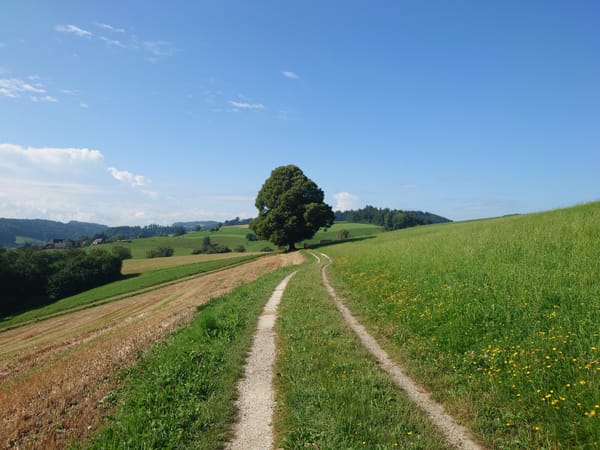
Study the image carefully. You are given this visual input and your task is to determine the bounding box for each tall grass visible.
[76,266,298,450]
[324,202,600,448]
[274,260,452,449]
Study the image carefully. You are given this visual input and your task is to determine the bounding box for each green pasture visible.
[103,222,383,258]
[324,201,600,448]
[302,221,384,245]
[104,226,272,258]
[275,260,451,449]
[0,254,259,331]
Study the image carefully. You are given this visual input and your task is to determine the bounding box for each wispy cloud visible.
[30,95,58,103]
[0,78,45,99]
[94,22,125,33]
[281,71,299,79]
[142,40,178,62]
[0,77,67,104]
[228,100,265,110]
[99,36,131,49]
[333,192,360,211]
[55,22,177,62]
[55,24,93,38]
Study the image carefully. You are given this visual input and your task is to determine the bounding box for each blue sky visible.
[1,1,599,225]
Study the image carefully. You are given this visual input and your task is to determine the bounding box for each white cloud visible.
[80,101,89,108]
[0,143,165,225]
[282,71,299,79]
[0,78,46,98]
[94,22,125,33]
[0,143,103,170]
[30,95,58,103]
[108,167,150,187]
[99,36,131,49]
[55,24,93,38]
[333,192,360,211]
[0,143,259,226]
[55,23,177,62]
[228,100,265,110]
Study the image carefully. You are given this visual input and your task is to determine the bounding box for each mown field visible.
[324,201,600,448]
[76,266,298,450]
[0,254,259,330]
[1,223,381,331]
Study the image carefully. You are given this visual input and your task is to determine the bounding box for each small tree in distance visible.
[250,165,335,251]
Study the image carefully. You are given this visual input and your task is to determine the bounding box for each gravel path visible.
[316,251,484,450]
[225,271,298,450]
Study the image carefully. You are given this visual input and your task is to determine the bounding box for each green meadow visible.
[275,261,451,449]
[104,222,382,258]
[9,206,599,448]
[324,201,600,448]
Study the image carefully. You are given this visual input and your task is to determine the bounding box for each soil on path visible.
[316,251,484,450]
[225,271,297,450]
[0,252,304,450]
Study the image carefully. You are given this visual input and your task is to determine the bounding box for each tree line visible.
[335,206,451,231]
[0,246,130,318]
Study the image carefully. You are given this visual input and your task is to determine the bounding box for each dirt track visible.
[0,252,304,450]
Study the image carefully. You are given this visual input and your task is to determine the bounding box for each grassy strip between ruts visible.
[72,265,299,450]
[0,254,260,330]
[274,258,452,449]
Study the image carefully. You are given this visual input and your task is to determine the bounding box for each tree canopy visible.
[250,165,334,251]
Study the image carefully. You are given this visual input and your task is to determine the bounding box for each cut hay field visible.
[0,253,304,449]
[324,201,600,448]
[0,253,260,331]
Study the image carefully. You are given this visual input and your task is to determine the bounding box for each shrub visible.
[192,244,231,254]
[234,245,246,253]
[337,229,351,240]
[260,246,273,252]
[146,247,174,258]
[111,245,132,260]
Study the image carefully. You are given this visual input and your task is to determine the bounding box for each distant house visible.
[92,238,104,245]
[44,239,69,249]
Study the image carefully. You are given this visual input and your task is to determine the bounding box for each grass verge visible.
[274,259,452,449]
[324,202,600,448]
[73,265,298,450]
[1,254,260,330]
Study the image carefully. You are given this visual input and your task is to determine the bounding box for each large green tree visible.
[251,165,335,251]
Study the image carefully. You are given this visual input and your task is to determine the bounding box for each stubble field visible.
[0,252,304,449]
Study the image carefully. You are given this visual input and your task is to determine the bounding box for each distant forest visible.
[335,206,450,231]
[0,219,218,248]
